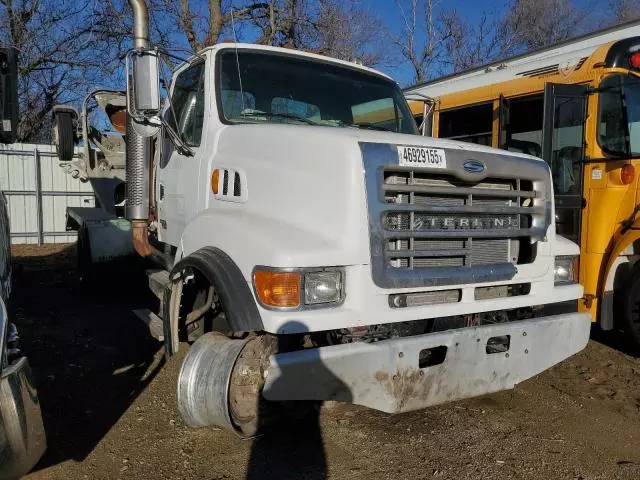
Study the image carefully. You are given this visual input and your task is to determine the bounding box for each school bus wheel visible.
[621,263,640,353]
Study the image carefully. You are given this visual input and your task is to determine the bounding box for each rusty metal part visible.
[132,220,158,257]
[185,286,215,325]
[228,335,278,437]
[107,109,127,133]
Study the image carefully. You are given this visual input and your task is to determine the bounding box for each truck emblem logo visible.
[463,160,485,174]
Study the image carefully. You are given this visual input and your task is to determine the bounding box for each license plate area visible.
[397,146,446,168]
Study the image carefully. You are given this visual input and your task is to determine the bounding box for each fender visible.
[165,247,264,355]
[601,218,640,295]
[595,218,640,329]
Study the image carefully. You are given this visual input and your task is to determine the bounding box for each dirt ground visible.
[8,243,640,480]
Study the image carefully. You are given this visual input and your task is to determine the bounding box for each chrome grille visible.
[360,142,552,288]
[383,171,539,272]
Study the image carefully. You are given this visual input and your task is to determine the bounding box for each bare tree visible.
[439,9,518,73]
[393,0,449,83]
[304,0,390,66]
[501,0,585,51]
[1,0,123,141]
[612,0,640,22]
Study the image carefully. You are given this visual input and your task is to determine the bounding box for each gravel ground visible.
[9,243,640,480]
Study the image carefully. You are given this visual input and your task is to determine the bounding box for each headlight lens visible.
[555,256,578,285]
[304,271,343,305]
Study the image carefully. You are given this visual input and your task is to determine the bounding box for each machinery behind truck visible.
[0,47,46,479]
[51,0,591,436]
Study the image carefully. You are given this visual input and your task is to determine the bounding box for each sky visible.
[370,0,506,85]
[363,0,611,86]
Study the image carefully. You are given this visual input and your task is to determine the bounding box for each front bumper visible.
[262,312,591,413]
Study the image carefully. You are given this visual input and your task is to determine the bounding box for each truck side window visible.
[438,103,493,145]
[504,95,543,157]
[171,62,205,147]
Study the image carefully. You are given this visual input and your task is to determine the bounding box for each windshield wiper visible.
[239,111,320,126]
[348,122,393,132]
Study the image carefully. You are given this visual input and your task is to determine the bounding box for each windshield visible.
[598,73,640,156]
[216,49,418,135]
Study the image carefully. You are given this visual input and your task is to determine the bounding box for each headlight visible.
[555,256,578,285]
[304,271,343,305]
[253,267,344,310]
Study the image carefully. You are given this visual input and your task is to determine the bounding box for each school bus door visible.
[541,84,589,245]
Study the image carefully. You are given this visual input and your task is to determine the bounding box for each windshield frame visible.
[213,48,418,135]
[597,71,640,158]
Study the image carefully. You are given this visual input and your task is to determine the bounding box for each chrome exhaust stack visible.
[125,0,150,224]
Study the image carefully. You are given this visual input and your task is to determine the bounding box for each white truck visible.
[51,0,591,436]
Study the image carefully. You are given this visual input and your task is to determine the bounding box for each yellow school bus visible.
[405,21,640,349]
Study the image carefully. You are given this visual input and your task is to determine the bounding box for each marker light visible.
[629,52,640,69]
[211,169,220,194]
[621,164,635,185]
[253,270,301,308]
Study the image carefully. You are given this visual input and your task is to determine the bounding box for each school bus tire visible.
[620,263,640,353]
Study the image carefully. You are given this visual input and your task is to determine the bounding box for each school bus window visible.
[504,95,543,158]
[598,74,640,156]
[550,97,585,195]
[438,103,492,145]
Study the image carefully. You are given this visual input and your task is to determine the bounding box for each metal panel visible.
[0,143,95,244]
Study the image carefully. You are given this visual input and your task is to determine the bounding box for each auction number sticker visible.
[398,146,447,168]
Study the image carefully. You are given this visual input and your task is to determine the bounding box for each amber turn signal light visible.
[253,270,301,308]
[621,164,635,185]
[211,169,220,194]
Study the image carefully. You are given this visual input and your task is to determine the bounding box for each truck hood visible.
[217,123,543,163]
[205,122,548,270]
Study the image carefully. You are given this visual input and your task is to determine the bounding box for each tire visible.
[621,264,640,353]
[52,112,74,161]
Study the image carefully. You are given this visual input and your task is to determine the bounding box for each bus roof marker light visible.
[629,52,640,69]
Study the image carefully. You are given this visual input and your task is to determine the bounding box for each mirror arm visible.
[160,118,194,156]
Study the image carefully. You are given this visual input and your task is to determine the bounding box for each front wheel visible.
[177,333,279,437]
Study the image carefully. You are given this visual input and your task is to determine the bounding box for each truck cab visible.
[144,43,591,434]
[52,2,593,437]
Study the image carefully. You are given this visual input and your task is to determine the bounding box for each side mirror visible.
[127,49,161,137]
[0,48,18,144]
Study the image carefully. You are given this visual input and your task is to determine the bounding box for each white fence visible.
[0,143,95,244]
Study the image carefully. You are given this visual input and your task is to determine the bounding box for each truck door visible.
[157,61,206,247]
[541,83,588,244]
